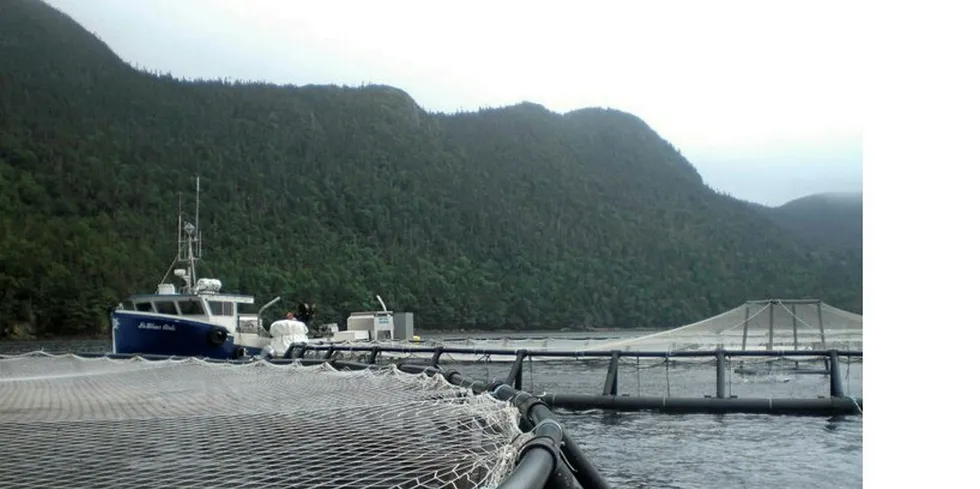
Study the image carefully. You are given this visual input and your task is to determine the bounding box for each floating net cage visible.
[0,352,529,489]
[579,299,863,354]
[320,299,862,367]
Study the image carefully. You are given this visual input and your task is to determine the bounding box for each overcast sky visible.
[44,0,862,206]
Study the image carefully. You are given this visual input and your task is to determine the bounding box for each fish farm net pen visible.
[0,351,606,489]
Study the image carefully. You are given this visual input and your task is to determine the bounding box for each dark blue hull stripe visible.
[112,312,260,359]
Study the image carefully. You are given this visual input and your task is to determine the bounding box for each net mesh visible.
[583,300,862,353]
[0,352,527,489]
[315,299,861,364]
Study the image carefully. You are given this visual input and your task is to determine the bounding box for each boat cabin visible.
[118,293,255,317]
[115,281,257,333]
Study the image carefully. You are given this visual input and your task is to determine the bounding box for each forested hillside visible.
[761,193,863,251]
[0,0,861,338]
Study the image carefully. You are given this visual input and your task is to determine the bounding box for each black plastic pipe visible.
[716,349,727,398]
[602,352,619,396]
[497,449,558,489]
[490,383,608,489]
[499,386,611,489]
[74,347,863,364]
[399,364,607,489]
[302,344,863,358]
[542,393,862,416]
[828,350,844,398]
[507,349,528,391]
[495,415,564,489]
[394,365,575,488]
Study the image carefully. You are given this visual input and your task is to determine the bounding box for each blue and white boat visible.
[110,177,308,359]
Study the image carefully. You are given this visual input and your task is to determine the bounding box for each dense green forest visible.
[0,0,861,338]
[759,193,863,251]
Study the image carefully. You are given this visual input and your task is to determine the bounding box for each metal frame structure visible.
[282,344,864,416]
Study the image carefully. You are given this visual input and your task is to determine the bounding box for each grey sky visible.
[44,0,861,206]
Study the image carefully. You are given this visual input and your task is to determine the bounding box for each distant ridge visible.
[762,192,863,250]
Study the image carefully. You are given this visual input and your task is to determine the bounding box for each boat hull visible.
[112,311,249,359]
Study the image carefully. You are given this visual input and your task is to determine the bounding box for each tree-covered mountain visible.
[0,0,861,338]
[760,192,863,251]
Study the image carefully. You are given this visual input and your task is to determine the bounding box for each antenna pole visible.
[159,179,204,291]
[177,193,182,256]
[158,193,183,286]
[195,176,201,260]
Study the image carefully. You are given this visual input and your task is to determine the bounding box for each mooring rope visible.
[847,395,863,414]
[777,301,825,333]
[710,305,773,336]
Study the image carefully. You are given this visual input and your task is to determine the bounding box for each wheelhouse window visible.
[154,301,178,315]
[208,301,235,316]
[134,302,154,312]
[177,299,206,315]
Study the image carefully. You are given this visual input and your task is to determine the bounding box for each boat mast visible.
[185,176,200,288]
[196,175,202,262]
[177,192,182,267]
[159,177,202,293]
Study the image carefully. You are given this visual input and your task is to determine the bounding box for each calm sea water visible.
[0,335,862,488]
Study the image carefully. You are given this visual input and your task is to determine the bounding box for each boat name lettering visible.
[137,322,176,332]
